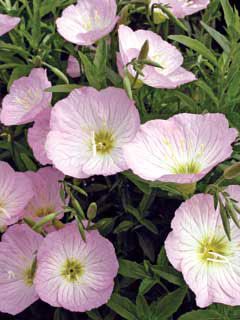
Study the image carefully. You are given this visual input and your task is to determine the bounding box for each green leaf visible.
[119,259,149,279]
[179,309,227,320]
[107,293,138,320]
[151,265,185,286]
[220,0,234,27]
[123,73,133,99]
[43,62,69,84]
[195,80,218,106]
[136,295,149,320]
[159,4,188,32]
[168,35,218,66]
[87,310,103,320]
[140,219,159,235]
[20,153,37,171]
[219,198,231,240]
[79,51,101,89]
[114,220,135,233]
[200,21,230,53]
[45,84,82,93]
[32,211,62,230]
[94,39,108,87]
[151,287,187,319]
[32,0,41,49]
[138,278,157,295]
[122,171,152,195]
[174,91,197,112]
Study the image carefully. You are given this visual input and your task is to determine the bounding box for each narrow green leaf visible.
[107,294,138,320]
[220,0,234,27]
[114,220,135,233]
[151,265,184,286]
[43,62,69,84]
[168,35,218,66]
[151,287,187,319]
[219,198,231,240]
[45,84,81,93]
[139,278,157,295]
[179,309,223,320]
[79,51,100,89]
[136,295,149,319]
[196,80,218,106]
[200,21,230,53]
[32,0,41,49]
[20,153,37,171]
[119,259,149,279]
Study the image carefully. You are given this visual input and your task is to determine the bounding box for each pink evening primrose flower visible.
[0,13,20,36]
[165,191,240,308]
[34,223,119,312]
[124,113,238,184]
[149,0,210,20]
[1,68,52,126]
[118,25,196,89]
[28,108,52,165]
[45,87,140,178]
[0,161,33,229]
[66,55,81,78]
[0,224,43,315]
[23,167,66,224]
[56,0,119,46]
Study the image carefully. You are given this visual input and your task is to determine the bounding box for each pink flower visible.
[34,223,118,312]
[0,161,33,229]
[23,167,66,224]
[149,0,210,19]
[56,0,119,46]
[28,108,52,165]
[1,68,52,126]
[66,55,81,78]
[124,113,238,184]
[118,25,196,89]
[45,87,140,178]
[165,192,240,308]
[0,224,43,315]
[0,13,20,36]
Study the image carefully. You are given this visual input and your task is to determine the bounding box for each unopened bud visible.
[87,202,97,221]
[224,163,240,180]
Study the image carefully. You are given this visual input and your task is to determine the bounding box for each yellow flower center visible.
[198,236,232,265]
[92,130,115,155]
[174,161,201,174]
[61,259,84,283]
[35,206,55,217]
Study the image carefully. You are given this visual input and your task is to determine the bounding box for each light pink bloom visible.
[149,0,210,19]
[0,224,43,315]
[0,161,33,229]
[35,223,118,312]
[1,68,52,125]
[0,13,20,36]
[56,0,118,46]
[66,55,81,78]
[165,192,240,308]
[118,25,196,89]
[28,108,52,165]
[46,87,140,178]
[23,167,65,224]
[124,113,238,184]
